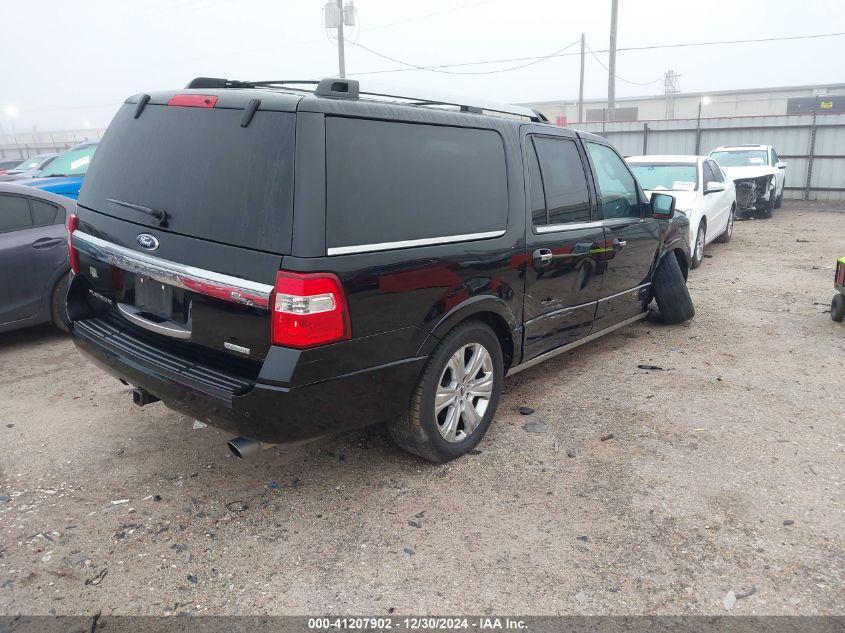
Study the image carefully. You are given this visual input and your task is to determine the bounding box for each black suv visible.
[67,78,693,462]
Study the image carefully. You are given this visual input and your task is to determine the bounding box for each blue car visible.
[19,141,98,199]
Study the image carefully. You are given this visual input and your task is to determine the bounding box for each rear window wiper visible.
[107,198,169,227]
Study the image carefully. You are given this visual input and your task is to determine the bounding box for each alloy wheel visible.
[434,343,495,443]
[695,225,705,263]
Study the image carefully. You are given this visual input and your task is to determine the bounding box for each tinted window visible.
[702,161,716,185]
[79,103,295,254]
[325,118,508,250]
[526,141,547,226]
[586,142,640,219]
[30,199,60,225]
[532,137,591,225]
[0,195,32,233]
[707,160,724,182]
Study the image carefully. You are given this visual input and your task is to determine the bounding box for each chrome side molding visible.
[327,230,506,256]
[507,312,648,376]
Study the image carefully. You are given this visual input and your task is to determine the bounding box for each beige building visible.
[522,83,845,124]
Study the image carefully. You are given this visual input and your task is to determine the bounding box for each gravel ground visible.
[0,202,842,617]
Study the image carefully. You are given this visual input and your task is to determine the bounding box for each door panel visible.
[0,224,66,323]
[522,132,605,360]
[523,226,607,359]
[584,141,659,328]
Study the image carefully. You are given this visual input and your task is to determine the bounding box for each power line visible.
[361,0,496,32]
[350,31,845,76]
[584,43,661,86]
[349,39,581,75]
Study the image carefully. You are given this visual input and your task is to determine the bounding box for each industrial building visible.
[522,83,845,125]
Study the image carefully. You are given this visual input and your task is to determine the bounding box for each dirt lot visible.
[0,202,842,617]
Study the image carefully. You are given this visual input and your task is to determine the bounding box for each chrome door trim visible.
[507,311,647,376]
[117,303,192,340]
[72,231,274,309]
[326,230,506,256]
[534,220,604,234]
[597,282,651,303]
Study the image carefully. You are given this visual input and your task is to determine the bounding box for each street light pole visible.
[336,0,346,78]
[607,0,618,121]
[578,33,585,124]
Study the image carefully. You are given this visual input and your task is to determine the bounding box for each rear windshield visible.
[629,163,698,191]
[79,103,294,254]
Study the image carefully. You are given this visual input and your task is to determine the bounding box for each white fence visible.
[574,113,845,201]
[0,129,106,161]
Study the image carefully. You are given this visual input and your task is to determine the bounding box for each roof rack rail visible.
[185,76,545,122]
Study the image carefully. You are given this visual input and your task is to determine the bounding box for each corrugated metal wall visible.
[575,113,845,201]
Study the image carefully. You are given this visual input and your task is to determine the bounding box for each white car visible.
[628,155,736,269]
[709,144,787,218]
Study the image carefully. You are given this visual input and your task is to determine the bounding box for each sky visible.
[1,0,843,134]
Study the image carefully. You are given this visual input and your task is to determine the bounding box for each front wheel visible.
[652,253,695,325]
[690,222,706,269]
[832,294,845,322]
[388,321,503,462]
[758,199,774,219]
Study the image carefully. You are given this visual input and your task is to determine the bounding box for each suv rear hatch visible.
[70,89,300,382]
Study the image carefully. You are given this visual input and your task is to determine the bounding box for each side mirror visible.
[651,192,675,219]
[775,161,788,169]
[705,181,726,194]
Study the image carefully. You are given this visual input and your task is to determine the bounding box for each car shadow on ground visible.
[0,323,66,351]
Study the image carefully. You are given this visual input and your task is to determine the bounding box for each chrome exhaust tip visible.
[227,436,273,459]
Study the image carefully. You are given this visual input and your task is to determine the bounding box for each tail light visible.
[271,271,351,349]
[67,214,80,274]
[167,94,218,108]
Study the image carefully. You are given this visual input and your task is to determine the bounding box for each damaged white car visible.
[709,145,787,218]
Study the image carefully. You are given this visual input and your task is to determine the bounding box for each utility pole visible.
[578,33,585,124]
[336,0,346,78]
[607,0,618,121]
[324,1,355,78]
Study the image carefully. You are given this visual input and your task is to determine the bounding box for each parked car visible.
[0,183,73,334]
[709,144,786,218]
[0,153,60,182]
[0,158,24,175]
[831,257,845,323]
[66,77,694,462]
[18,141,98,199]
[627,155,736,269]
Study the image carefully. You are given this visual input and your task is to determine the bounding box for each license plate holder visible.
[134,276,174,320]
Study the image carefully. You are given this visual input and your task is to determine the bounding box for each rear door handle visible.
[31,237,65,249]
[533,248,553,265]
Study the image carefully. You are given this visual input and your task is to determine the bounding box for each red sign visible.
[555,116,568,127]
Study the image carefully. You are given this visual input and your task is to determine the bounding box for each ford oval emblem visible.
[136,233,159,251]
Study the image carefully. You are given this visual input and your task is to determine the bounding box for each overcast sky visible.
[2,0,843,133]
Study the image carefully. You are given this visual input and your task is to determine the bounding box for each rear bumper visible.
[71,316,425,444]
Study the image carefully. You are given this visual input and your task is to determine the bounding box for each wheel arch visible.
[416,296,520,370]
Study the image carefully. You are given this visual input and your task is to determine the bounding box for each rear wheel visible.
[651,253,695,325]
[832,294,845,322]
[690,222,706,269]
[388,321,503,462]
[715,206,734,243]
[50,273,71,333]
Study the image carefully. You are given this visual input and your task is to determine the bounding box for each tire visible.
[774,190,783,209]
[50,272,71,333]
[690,222,706,269]
[651,253,695,325]
[832,294,845,322]
[387,321,503,462]
[715,206,734,243]
[758,199,773,219]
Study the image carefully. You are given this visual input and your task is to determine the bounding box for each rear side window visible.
[531,136,591,225]
[325,118,508,251]
[30,199,61,225]
[0,195,31,233]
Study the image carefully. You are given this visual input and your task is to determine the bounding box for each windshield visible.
[629,163,698,191]
[40,144,97,177]
[710,150,768,167]
[13,156,43,171]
